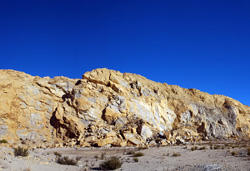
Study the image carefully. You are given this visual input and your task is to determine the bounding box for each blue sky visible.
[1,0,249,106]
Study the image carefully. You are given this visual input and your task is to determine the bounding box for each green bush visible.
[56,156,78,165]
[100,156,123,170]
[14,146,29,157]
[133,152,144,157]
[0,139,8,144]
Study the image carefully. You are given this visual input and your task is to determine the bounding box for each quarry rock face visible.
[0,68,249,148]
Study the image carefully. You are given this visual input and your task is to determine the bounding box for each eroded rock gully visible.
[0,68,249,148]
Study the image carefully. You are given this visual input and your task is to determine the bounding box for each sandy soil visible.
[0,141,249,171]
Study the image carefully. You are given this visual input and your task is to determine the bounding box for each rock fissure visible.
[0,68,249,148]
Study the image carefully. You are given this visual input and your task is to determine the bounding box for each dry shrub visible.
[191,146,198,151]
[231,151,237,156]
[133,152,144,157]
[0,139,8,144]
[101,152,106,160]
[138,146,148,150]
[56,156,78,165]
[126,150,135,155]
[54,152,62,157]
[133,157,139,162]
[247,148,250,156]
[14,146,29,157]
[172,153,181,157]
[100,156,123,170]
[199,146,206,150]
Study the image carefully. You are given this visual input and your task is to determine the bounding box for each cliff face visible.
[0,68,249,147]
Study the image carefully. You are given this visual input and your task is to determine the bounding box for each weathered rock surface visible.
[0,68,249,147]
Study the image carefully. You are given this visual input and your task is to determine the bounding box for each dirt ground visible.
[0,141,250,171]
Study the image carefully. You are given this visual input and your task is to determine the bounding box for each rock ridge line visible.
[0,68,249,148]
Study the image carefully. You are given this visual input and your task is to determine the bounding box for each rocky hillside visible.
[0,68,249,148]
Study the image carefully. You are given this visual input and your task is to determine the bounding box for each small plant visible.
[126,150,135,155]
[138,146,148,150]
[100,156,123,170]
[133,152,144,157]
[56,156,78,165]
[101,152,106,160]
[247,148,250,156]
[0,139,8,144]
[199,146,206,150]
[54,152,62,157]
[231,151,237,156]
[75,156,82,161]
[14,146,29,157]
[172,153,181,157]
[214,145,221,149]
[134,157,139,162]
[191,146,198,151]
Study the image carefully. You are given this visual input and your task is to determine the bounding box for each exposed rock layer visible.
[0,68,249,147]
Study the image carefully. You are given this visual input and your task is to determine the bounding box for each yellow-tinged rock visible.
[0,68,249,148]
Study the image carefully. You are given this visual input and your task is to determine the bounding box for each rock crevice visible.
[0,68,249,147]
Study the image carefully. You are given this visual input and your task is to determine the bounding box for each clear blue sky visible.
[1,0,249,106]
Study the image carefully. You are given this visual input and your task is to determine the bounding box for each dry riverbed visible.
[0,141,250,171]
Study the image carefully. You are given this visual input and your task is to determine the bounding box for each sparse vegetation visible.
[56,156,78,165]
[172,153,181,157]
[231,151,237,156]
[199,146,206,150]
[0,139,8,144]
[14,146,29,157]
[100,156,123,170]
[126,150,135,155]
[133,152,144,157]
[101,152,106,160]
[213,145,221,149]
[54,152,62,157]
[134,157,139,162]
[138,146,148,150]
[191,146,198,151]
[247,148,250,156]
[75,156,82,161]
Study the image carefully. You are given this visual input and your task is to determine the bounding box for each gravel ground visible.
[0,141,250,171]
